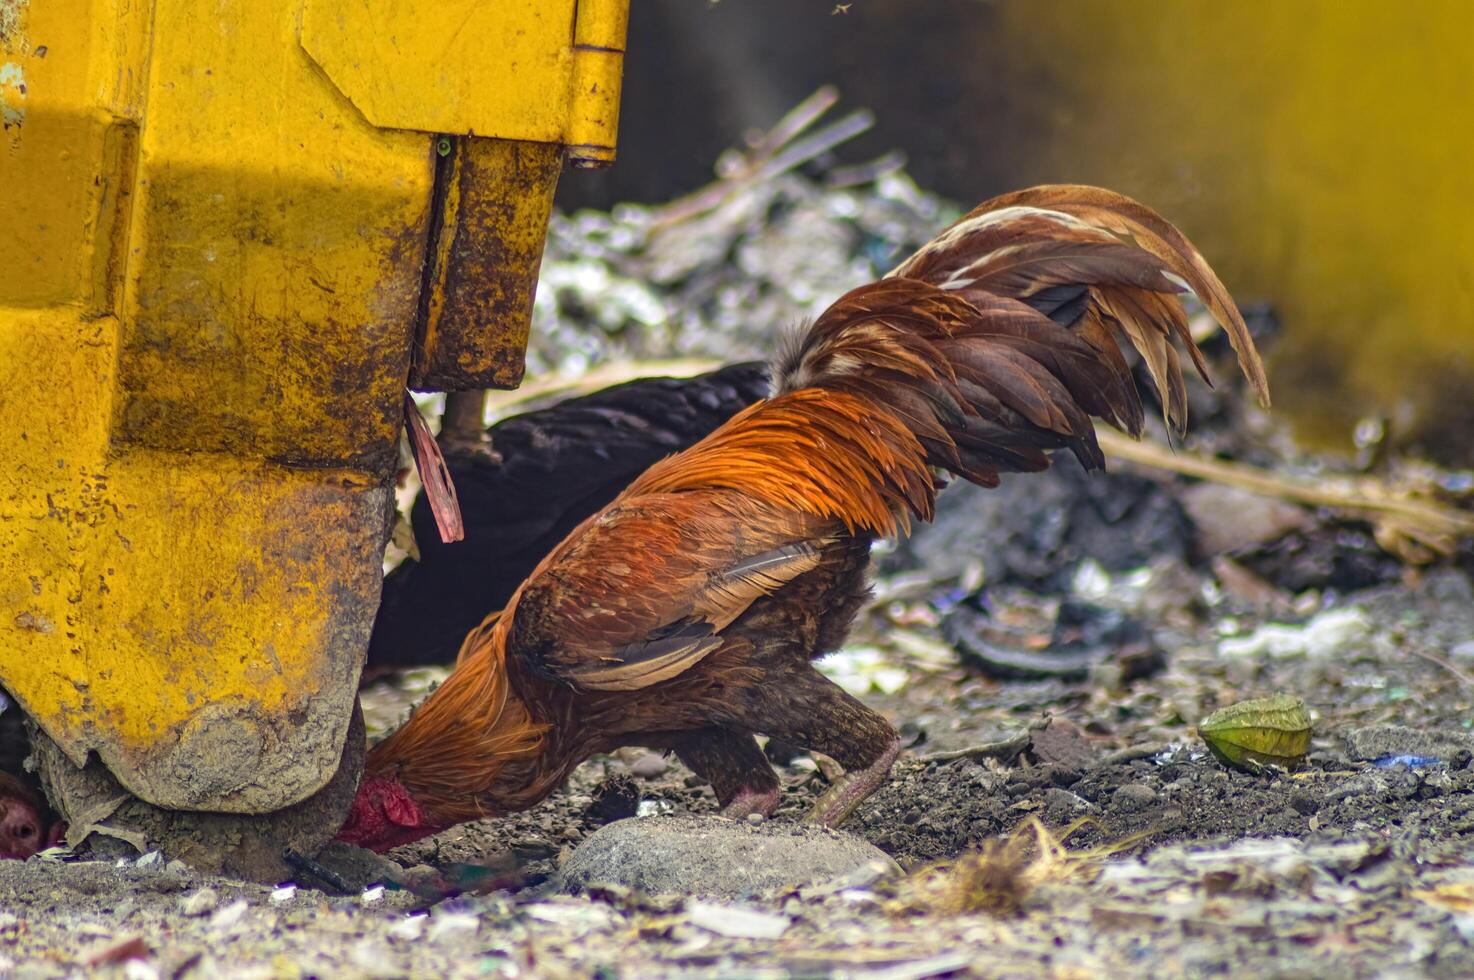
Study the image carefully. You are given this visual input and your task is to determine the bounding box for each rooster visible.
[338,185,1270,851]
[369,363,770,673]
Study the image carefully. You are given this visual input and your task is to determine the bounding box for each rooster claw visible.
[800,737,900,828]
[720,786,782,820]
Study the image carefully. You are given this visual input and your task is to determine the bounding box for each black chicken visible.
[367,362,770,672]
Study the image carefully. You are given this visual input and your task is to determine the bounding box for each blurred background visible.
[557,0,1474,465]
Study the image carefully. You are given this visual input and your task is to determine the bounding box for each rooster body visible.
[340,186,1269,852]
[369,363,770,673]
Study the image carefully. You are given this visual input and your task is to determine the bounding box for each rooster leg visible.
[673,729,782,819]
[800,736,901,828]
[733,669,901,828]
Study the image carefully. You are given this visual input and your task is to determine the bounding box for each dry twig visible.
[1096,427,1474,560]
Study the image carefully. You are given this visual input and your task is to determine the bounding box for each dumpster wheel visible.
[30,701,365,882]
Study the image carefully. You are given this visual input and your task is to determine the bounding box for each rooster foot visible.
[800,737,900,828]
[720,785,782,820]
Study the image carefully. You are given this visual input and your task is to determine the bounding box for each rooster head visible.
[336,775,443,853]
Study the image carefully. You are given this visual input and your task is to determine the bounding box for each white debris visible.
[123,961,160,980]
[820,645,909,695]
[360,884,386,906]
[133,850,163,869]
[180,887,219,917]
[208,899,249,929]
[428,912,479,943]
[685,901,791,939]
[388,913,427,943]
[1217,607,1373,659]
[636,799,673,818]
[526,901,617,931]
[269,884,297,905]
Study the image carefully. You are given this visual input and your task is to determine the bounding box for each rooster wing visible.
[509,496,834,692]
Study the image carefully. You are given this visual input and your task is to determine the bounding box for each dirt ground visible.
[7,548,1474,977]
[7,159,1474,977]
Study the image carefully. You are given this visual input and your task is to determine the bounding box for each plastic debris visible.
[1216,607,1372,659]
[685,901,792,939]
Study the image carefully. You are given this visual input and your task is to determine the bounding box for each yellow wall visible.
[981,0,1474,448]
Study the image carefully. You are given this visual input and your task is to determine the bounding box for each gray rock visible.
[627,752,670,780]
[1111,783,1159,812]
[1043,788,1090,824]
[555,815,899,899]
[1343,725,1474,764]
[1030,717,1098,770]
[310,841,408,892]
[1180,483,1310,556]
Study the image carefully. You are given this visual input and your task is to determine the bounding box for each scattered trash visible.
[387,913,427,943]
[427,912,479,943]
[1412,881,1474,913]
[1216,607,1373,659]
[83,933,150,966]
[8,86,1474,980]
[526,901,619,931]
[584,773,642,824]
[820,645,912,695]
[941,592,1163,682]
[1179,483,1312,556]
[1198,694,1312,772]
[1374,755,1443,769]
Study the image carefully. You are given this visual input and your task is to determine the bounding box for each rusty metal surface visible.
[412,138,565,391]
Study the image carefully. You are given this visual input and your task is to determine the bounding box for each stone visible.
[1111,783,1158,812]
[1043,788,1090,824]
[179,887,218,917]
[1180,483,1310,556]
[628,753,670,779]
[554,815,899,899]
[1030,717,1098,770]
[1344,725,1474,765]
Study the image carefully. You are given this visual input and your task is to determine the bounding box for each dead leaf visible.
[1199,694,1312,772]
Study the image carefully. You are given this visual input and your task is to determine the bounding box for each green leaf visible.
[1198,694,1311,772]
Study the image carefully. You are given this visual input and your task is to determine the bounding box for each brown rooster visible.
[338,185,1270,851]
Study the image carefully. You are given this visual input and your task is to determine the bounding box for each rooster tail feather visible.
[647,186,1266,537]
[887,184,1270,427]
[771,186,1267,510]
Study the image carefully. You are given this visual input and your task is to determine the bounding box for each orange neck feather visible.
[625,388,936,535]
[363,611,547,824]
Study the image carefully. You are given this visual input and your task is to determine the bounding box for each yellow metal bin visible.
[0,0,626,870]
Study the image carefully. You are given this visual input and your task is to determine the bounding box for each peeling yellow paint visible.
[0,62,24,130]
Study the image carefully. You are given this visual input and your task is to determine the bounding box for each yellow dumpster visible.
[0,0,627,868]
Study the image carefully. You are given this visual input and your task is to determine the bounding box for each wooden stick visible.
[1095,426,1474,555]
